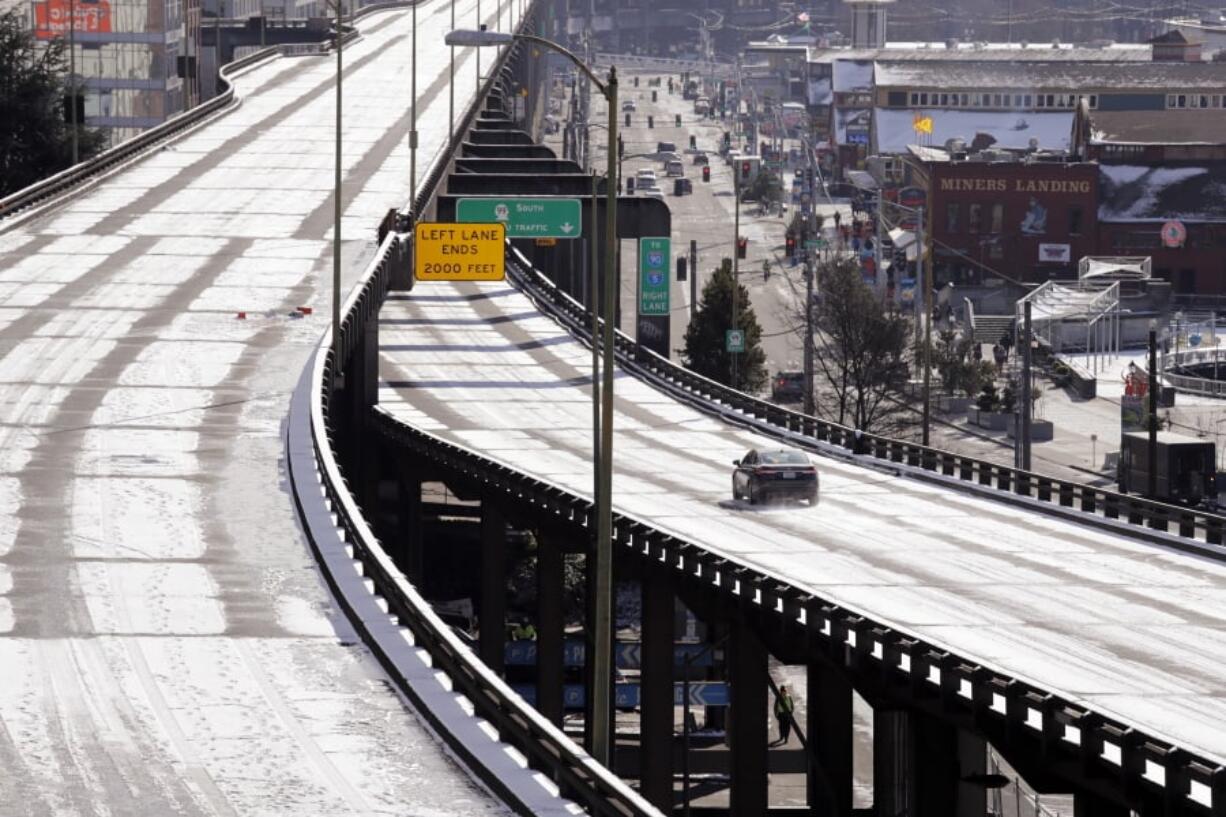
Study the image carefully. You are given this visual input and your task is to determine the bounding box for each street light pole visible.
[70,0,78,164]
[409,0,418,206]
[732,177,740,388]
[445,29,619,765]
[331,0,343,366]
[448,0,455,144]
[593,64,618,769]
[919,203,931,447]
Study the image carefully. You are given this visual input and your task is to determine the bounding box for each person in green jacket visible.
[773,684,795,745]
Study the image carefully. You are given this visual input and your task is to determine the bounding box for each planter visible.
[968,407,1009,431]
[938,395,972,414]
[1007,415,1055,442]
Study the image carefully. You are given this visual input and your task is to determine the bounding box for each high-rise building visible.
[7,0,201,145]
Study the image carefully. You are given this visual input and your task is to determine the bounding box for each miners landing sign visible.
[938,178,1092,194]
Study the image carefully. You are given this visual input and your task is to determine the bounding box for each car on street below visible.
[731,448,818,505]
[642,188,665,200]
[622,100,637,112]
[692,152,709,165]
[771,371,804,403]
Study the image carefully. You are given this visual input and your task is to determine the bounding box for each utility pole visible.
[804,258,815,415]
[1019,300,1032,470]
[1148,323,1158,497]
[410,0,418,206]
[331,0,343,367]
[731,176,740,388]
[69,0,78,164]
[919,204,931,447]
[448,0,455,144]
[689,238,698,320]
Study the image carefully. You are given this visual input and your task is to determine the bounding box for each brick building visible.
[906,152,1100,288]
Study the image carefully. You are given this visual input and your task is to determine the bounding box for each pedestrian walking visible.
[992,342,1007,374]
[773,684,795,745]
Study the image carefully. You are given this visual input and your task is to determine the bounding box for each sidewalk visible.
[927,345,1226,487]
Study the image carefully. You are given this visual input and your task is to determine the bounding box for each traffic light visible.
[618,135,624,160]
[634,76,640,87]
[677,255,688,282]
[740,160,751,183]
[652,90,658,102]
[689,134,696,149]
[63,93,85,124]
[785,232,796,255]
[675,113,681,127]
[702,165,710,182]
[737,237,747,259]
[625,113,631,127]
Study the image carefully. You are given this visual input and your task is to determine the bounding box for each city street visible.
[547,70,851,376]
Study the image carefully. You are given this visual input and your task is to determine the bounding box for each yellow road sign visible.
[415,222,506,281]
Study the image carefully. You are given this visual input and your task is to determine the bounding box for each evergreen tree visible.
[681,258,767,393]
[0,9,106,197]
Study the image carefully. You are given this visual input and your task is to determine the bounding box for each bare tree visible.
[803,255,911,434]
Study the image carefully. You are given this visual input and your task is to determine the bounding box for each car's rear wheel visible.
[748,484,759,505]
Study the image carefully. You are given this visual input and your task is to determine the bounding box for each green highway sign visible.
[639,237,671,316]
[805,238,824,250]
[456,197,581,239]
[726,329,745,353]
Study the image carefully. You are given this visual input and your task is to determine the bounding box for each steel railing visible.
[368,372,1225,817]
[502,249,1226,547]
[298,11,664,817]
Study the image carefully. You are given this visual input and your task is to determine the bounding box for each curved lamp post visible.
[444,27,619,767]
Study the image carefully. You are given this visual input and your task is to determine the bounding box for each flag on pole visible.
[912,114,933,134]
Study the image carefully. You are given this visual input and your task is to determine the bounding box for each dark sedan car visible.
[732,448,819,505]
[771,371,805,403]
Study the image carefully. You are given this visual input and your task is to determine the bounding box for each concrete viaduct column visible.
[396,463,424,586]
[536,530,565,726]
[639,565,675,810]
[479,496,507,675]
[875,707,987,817]
[729,616,769,816]
[807,661,853,816]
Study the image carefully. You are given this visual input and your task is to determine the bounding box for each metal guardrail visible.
[501,250,1226,547]
[1164,348,1226,398]
[300,12,664,817]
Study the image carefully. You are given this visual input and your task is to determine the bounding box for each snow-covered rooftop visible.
[1087,109,1226,145]
[874,60,1225,89]
[832,59,874,92]
[873,108,1073,153]
[808,42,1153,64]
[1098,164,1226,222]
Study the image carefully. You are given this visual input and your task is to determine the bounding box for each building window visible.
[1023,94,1032,107]
[946,203,960,233]
[968,203,982,234]
[960,93,969,106]
[1088,94,1098,109]
[919,92,929,105]
[1068,206,1083,236]
[990,203,1003,234]
[909,92,919,105]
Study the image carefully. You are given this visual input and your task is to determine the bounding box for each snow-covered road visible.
[379,278,1226,773]
[0,4,518,814]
